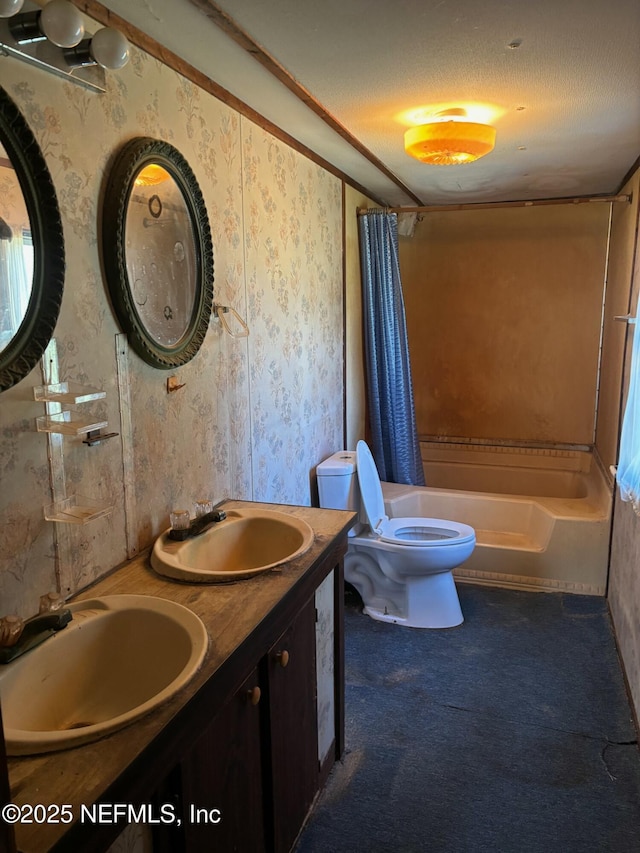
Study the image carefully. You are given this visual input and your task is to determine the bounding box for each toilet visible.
[316,441,475,628]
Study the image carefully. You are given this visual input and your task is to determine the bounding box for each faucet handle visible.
[39,592,65,614]
[194,499,213,518]
[0,615,24,648]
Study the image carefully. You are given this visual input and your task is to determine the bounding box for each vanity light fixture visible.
[0,0,130,93]
[64,25,129,70]
[404,108,496,165]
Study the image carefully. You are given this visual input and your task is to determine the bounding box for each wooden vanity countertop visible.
[6,500,355,853]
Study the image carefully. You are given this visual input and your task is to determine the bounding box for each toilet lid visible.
[356,441,476,547]
[356,440,389,534]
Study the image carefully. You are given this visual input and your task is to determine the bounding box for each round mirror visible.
[0,86,65,392]
[102,138,214,369]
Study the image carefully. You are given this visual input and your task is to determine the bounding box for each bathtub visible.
[380,443,613,596]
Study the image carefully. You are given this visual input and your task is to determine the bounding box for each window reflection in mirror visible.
[0,85,64,392]
[0,143,34,354]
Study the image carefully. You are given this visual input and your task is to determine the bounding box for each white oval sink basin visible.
[151,507,315,582]
[0,595,208,756]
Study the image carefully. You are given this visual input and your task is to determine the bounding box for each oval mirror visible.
[102,138,214,369]
[0,86,65,392]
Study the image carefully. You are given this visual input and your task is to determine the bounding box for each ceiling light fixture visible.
[0,0,129,92]
[134,164,170,187]
[404,108,496,165]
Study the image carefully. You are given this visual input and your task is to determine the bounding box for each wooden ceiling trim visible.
[74,0,388,204]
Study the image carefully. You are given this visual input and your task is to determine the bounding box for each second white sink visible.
[151,507,315,582]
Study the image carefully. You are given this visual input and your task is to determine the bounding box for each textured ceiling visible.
[100,0,640,206]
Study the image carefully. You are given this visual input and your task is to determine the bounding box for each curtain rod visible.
[357,193,632,215]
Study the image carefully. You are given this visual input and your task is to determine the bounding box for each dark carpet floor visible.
[295,584,640,853]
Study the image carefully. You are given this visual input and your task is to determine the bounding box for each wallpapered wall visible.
[607,170,640,722]
[0,40,343,617]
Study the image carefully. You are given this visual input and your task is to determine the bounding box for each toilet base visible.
[364,570,464,629]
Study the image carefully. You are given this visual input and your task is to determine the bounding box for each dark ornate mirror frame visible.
[102,137,214,369]
[0,86,65,392]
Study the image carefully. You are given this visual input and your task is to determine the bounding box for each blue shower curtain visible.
[358,210,425,486]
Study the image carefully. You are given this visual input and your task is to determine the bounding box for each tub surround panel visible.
[421,443,598,499]
[0,19,343,615]
[400,204,610,446]
[421,442,595,471]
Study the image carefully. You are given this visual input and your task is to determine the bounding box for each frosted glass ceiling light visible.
[404,108,496,165]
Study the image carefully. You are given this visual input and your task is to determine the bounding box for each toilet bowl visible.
[316,441,475,628]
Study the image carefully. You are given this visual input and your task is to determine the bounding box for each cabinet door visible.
[181,667,266,853]
[266,599,318,853]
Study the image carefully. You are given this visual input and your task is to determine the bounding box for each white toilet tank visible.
[316,452,362,532]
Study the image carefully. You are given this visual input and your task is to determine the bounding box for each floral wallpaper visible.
[0,30,343,617]
[608,169,640,724]
[243,125,343,503]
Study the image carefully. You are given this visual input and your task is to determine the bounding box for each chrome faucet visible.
[168,509,228,541]
[0,605,72,664]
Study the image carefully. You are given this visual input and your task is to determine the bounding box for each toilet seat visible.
[356,441,475,548]
[377,517,475,547]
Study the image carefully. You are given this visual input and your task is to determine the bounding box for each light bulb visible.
[90,27,129,69]
[39,0,84,48]
[0,0,24,18]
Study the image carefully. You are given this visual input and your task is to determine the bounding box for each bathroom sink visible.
[0,595,208,756]
[151,507,315,582]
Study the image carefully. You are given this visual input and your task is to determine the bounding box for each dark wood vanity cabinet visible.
[174,596,327,853]
[4,516,350,853]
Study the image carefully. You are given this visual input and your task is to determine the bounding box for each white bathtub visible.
[381,443,613,595]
